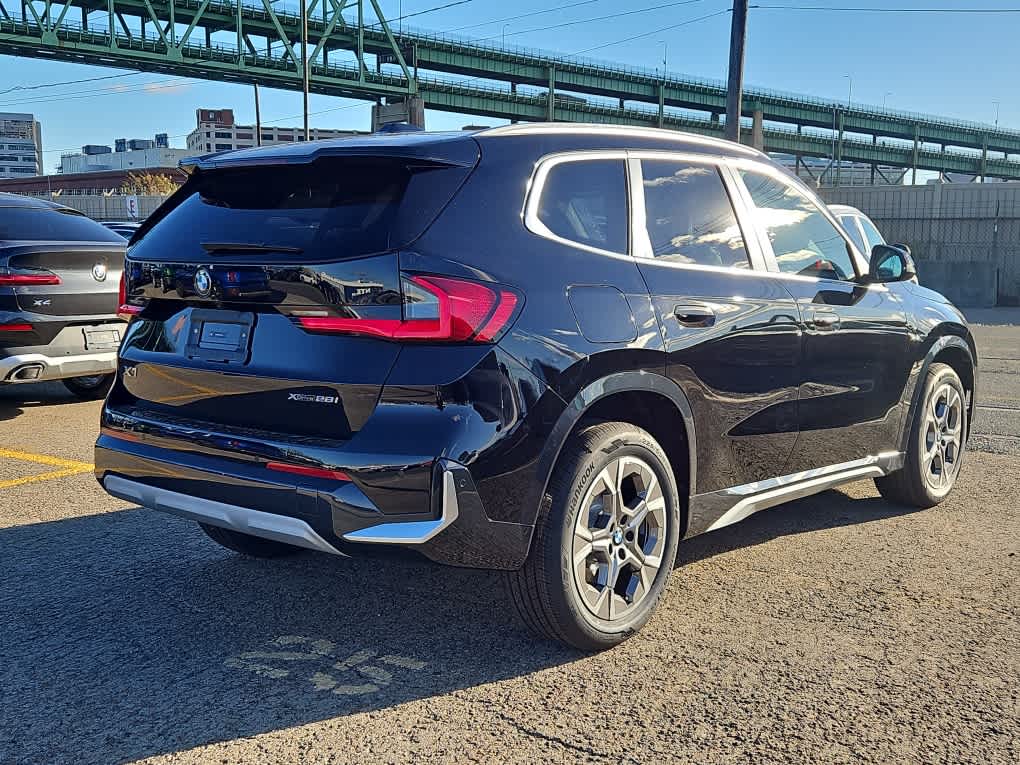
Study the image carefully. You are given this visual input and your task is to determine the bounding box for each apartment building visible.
[185,108,360,153]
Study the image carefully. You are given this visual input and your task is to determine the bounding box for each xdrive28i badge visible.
[194,267,213,298]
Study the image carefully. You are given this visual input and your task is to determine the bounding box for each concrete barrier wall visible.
[19,193,169,221]
[821,183,1020,306]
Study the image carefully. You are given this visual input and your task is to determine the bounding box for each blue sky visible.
[1,1,1018,172]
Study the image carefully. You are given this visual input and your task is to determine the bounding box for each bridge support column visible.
[912,124,920,185]
[980,140,988,183]
[547,66,556,122]
[710,112,720,124]
[835,111,844,187]
[751,108,764,151]
[371,96,425,131]
[657,84,664,128]
[871,134,877,184]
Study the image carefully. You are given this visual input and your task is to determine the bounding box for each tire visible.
[875,362,968,508]
[62,373,114,400]
[199,523,306,558]
[507,422,681,651]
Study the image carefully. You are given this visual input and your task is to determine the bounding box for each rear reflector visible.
[118,270,142,322]
[297,274,520,343]
[0,323,33,332]
[0,272,61,286]
[266,461,351,482]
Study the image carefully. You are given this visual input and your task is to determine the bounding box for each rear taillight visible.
[297,274,520,343]
[0,271,60,286]
[117,270,142,322]
[0,322,33,332]
[266,461,351,482]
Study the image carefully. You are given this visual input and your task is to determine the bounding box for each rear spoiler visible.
[180,132,479,174]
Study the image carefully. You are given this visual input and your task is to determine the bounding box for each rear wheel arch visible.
[533,372,696,537]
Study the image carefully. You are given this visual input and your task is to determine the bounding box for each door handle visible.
[810,310,840,331]
[673,304,716,327]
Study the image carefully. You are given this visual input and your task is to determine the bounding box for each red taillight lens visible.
[266,461,351,482]
[118,270,141,322]
[0,271,60,286]
[0,323,33,332]
[297,274,520,343]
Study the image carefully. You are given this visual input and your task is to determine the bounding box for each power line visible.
[0,71,144,97]
[384,0,477,25]
[573,7,733,55]
[0,78,194,109]
[482,0,712,41]
[446,1,609,33]
[750,4,1020,12]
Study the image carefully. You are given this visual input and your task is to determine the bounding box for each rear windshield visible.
[0,206,125,243]
[130,157,471,263]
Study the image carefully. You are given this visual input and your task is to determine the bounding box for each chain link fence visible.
[822,183,1020,307]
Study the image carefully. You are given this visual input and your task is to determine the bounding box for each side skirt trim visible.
[103,474,347,556]
[688,451,904,536]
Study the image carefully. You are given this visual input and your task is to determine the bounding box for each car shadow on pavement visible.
[1,488,920,764]
[676,488,923,568]
[0,507,578,765]
[0,381,77,421]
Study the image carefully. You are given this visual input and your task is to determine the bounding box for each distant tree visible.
[120,171,177,195]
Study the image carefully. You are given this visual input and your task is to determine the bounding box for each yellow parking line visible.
[0,466,94,490]
[0,447,94,470]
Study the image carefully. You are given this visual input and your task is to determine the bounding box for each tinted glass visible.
[640,160,749,268]
[537,159,628,254]
[131,157,470,263]
[740,171,856,281]
[858,216,886,251]
[0,206,125,243]
[838,215,867,253]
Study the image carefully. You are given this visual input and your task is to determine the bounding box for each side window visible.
[740,170,857,281]
[536,158,628,254]
[838,215,867,253]
[639,159,750,268]
[858,216,886,252]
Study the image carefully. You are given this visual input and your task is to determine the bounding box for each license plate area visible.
[83,328,121,351]
[185,309,254,364]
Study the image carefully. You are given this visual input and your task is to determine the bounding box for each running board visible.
[688,452,904,536]
[103,474,347,556]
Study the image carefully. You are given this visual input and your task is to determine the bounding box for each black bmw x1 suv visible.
[96,125,976,650]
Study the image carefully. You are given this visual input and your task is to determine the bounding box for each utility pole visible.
[301,0,310,141]
[254,83,262,146]
[725,0,748,143]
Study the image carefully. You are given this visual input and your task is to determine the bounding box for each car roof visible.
[829,204,865,217]
[182,123,767,171]
[0,192,71,211]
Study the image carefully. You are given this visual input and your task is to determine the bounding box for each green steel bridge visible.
[3,0,1020,180]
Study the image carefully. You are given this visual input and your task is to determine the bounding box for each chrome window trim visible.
[523,150,633,260]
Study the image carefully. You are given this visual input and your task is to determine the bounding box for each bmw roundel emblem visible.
[91,263,107,282]
[194,267,212,298]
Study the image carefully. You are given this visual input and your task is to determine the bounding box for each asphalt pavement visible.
[1,312,1017,765]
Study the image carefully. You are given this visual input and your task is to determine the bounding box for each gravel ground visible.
[1,318,1018,765]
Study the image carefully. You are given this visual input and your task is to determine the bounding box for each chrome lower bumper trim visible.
[102,474,347,556]
[342,466,460,545]
[0,351,117,383]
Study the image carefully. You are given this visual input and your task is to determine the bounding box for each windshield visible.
[0,206,125,243]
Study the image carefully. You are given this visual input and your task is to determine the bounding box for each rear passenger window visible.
[640,160,749,268]
[536,159,628,254]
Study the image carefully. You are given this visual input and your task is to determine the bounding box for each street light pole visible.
[845,74,852,110]
[993,100,1001,128]
[724,0,748,143]
[301,0,309,141]
[883,91,892,110]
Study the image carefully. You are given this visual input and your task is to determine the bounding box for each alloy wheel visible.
[922,382,964,492]
[571,456,668,622]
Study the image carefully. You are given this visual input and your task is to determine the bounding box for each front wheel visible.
[875,362,968,508]
[507,422,681,651]
[62,373,114,400]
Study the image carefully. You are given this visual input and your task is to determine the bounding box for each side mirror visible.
[891,242,912,258]
[867,244,916,283]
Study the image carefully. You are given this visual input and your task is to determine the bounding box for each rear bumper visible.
[94,434,532,570]
[0,350,117,383]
